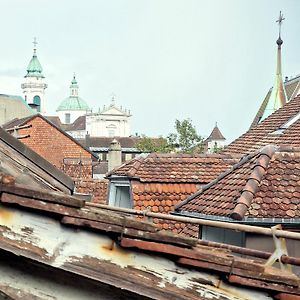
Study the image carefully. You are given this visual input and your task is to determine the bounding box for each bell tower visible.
[21,38,48,114]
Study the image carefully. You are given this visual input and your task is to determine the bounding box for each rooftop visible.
[176,145,300,224]
[0,170,300,299]
[107,152,237,183]
[251,74,300,128]
[223,95,300,156]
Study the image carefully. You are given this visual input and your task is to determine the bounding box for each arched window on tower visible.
[33,95,41,112]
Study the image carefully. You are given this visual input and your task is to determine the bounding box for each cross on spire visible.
[276,11,285,38]
[111,93,116,106]
[33,37,38,54]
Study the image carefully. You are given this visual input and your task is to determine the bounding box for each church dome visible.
[57,96,90,111]
[56,75,90,112]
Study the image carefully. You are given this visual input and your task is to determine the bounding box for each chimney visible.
[85,133,91,148]
[108,139,122,171]
[285,76,289,82]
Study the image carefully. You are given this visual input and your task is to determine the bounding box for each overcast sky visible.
[0,0,299,142]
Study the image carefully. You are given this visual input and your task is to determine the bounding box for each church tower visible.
[250,12,291,128]
[21,38,47,114]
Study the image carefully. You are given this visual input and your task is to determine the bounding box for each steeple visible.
[261,11,287,121]
[21,38,47,114]
[25,37,44,78]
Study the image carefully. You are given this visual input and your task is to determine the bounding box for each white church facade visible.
[86,99,131,137]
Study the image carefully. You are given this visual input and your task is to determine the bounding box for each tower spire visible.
[261,11,287,122]
[33,37,37,55]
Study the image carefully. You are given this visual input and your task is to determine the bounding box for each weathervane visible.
[276,11,285,38]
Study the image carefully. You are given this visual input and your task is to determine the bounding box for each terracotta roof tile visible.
[224,96,300,156]
[108,153,236,183]
[176,146,300,230]
[250,76,300,128]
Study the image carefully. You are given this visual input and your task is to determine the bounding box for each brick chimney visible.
[108,139,122,171]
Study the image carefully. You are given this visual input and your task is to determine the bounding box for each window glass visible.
[65,113,71,124]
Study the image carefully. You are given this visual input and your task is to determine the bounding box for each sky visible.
[0,0,299,142]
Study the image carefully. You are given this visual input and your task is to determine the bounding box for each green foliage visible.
[135,136,174,153]
[135,119,204,154]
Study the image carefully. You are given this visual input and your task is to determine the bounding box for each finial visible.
[33,37,38,55]
[215,121,218,127]
[73,72,76,80]
[111,93,116,106]
[276,11,285,44]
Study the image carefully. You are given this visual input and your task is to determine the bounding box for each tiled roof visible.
[108,153,236,183]
[132,180,198,234]
[176,145,300,223]
[205,124,225,142]
[250,75,300,128]
[1,172,300,299]
[65,115,86,131]
[74,179,108,204]
[223,95,300,156]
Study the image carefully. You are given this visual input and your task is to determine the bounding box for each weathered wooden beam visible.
[61,216,197,247]
[0,204,249,300]
[0,184,84,208]
[178,257,300,288]
[120,238,264,272]
[228,275,300,295]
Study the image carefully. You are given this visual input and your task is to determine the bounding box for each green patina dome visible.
[57,75,90,111]
[25,52,44,78]
[57,96,90,111]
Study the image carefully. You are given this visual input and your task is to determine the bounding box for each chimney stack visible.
[108,139,122,171]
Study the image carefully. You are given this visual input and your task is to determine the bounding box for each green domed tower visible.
[56,74,91,124]
[21,38,48,114]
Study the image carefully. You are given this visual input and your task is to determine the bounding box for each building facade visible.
[85,98,131,137]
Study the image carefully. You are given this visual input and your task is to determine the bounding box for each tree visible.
[169,119,204,154]
[135,119,204,154]
[135,136,173,153]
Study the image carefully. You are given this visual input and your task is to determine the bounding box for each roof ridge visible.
[128,156,145,177]
[230,145,277,220]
